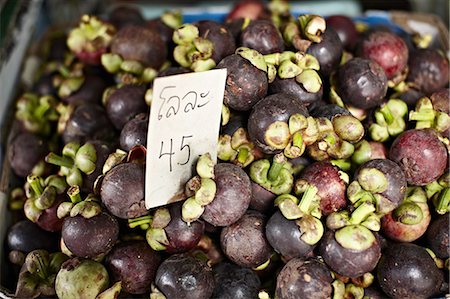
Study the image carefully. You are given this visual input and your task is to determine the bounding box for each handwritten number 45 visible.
[159,135,193,172]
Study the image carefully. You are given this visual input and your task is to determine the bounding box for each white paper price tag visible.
[145,69,227,209]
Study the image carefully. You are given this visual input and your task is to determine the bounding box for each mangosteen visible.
[407,48,449,95]
[100,162,147,219]
[217,54,268,111]
[306,27,343,76]
[356,30,409,81]
[201,163,252,227]
[247,93,309,154]
[389,129,448,186]
[377,242,444,299]
[220,210,272,268]
[8,132,49,178]
[240,20,285,54]
[275,257,333,299]
[335,58,388,110]
[105,84,148,130]
[110,26,167,70]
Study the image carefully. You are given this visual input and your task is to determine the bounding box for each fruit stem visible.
[67,185,82,204]
[236,147,250,165]
[45,152,74,168]
[268,153,286,182]
[349,200,376,224]
[27,175,44,197]
[435,188,450,215]
[128,215,153,229]
[298,185,318,215]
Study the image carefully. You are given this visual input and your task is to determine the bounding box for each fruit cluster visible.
[4,1,449,298]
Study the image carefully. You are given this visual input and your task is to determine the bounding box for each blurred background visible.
[35,0,450,27]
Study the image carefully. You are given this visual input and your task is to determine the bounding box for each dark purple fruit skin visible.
[108,5,145,30]
[430,88,450,138]
[217,54,268,111]
[7,220,59,253]
[120,113,149,151]
[269,76,323,107]
[396,87,425,107]
[306,28,343,76]
[158,66,191,77]
[326,15,358,50]
[430,88,449,114]
[354,159,407,209]
[110,26,167,70]
[389,129,448,186]
[147,18,174,46]
[377,243,444,299]
[310,104,351,120]
[363,286,390,299]
[165,203,205,253]
[248,93,309,154]
[211,262,261,299]
[36,196,65,232]
[63,75,109,105]
[240,20,284,55]
[155,253,214,299]
[407,49,449,95]
[8,132,48,178]
[426,214,449,259]
[250,182,276,213]
[298,161,347,215]
[106,85,148,130]
[319,229,381,278]
[357,30,408,80]
[62,212,119,259]
[220,112,248,136]
[275,257,333,299]
[62,103,116,144]
[265,211,315,261]
[202,163,252,227]
[196,20,236,63]
[336,57,388,109]
[100,162,147,219]
[220,210,272,268]
[105,241,161,294]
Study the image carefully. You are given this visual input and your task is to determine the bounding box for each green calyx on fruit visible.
[181,153,217,223]
[23,175,67,223]
[369,99,408,142]
[275,185,323,245]
[335,224,376,251]
[56,186,102,219]
[14,250,69,298]
[45,141,98,187]
[15,93,60,136]
[218,129,257,167]
[409,97,450,133]
[173,24,217,72]
[250,153,294,195]
[67,15,115,54]
[298,14,326,43]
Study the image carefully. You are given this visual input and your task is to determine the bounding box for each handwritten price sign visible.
[145,69,227,209]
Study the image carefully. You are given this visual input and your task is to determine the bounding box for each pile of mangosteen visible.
[3,0,450,298]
